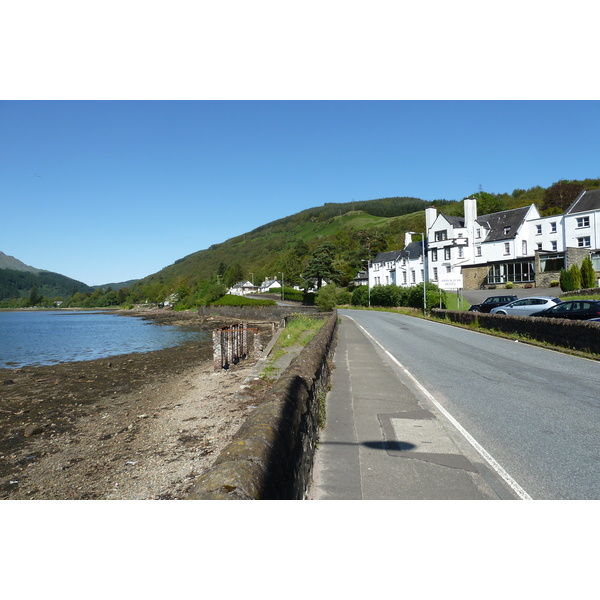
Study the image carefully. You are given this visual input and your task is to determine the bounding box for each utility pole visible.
[361,259,371,307]
[279,272,284,301]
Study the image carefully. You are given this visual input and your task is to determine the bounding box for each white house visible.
[258,278,281,293]
[563,189,600,265]
[228,280,256,296]
[369,232,426,288]
[363,191,600,293]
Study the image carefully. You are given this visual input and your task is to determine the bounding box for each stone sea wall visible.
[188,310,338,500]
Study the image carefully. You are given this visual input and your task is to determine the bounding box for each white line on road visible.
[348,316,533,501]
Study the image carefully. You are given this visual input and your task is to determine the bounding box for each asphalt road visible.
[318,309,600,500]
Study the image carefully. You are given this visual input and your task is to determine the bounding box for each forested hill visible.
[138,196,434,293]
[0,267,93,302]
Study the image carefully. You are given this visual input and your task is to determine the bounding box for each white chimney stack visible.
[404,231,413,246]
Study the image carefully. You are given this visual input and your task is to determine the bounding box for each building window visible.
[476,228,481,239]
[402,271,407,284]
[536,224,542,235]
[444,247,451,260]
[488,261,535,284]
[435,230,447,241]
[537,243,542,251]
[411,270,416,283]
[458,246,464,259]
[551,241,558,251]
[577,216,590,228]
[578,236,591,248]
[522,240,527,255]
[503,226,511,235]
[551,222,557,233]
[433,267,438,280]
[476,246,482,257]
[446,265,451,273]
[431,248,438,261]
[504,242,510,255]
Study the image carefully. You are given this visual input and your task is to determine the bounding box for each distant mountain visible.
[0,251,93,302]
[0,251,41,274]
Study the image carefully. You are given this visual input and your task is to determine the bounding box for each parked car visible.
[530,300,600,320]
[468,295,518,312]
[490,296,562,316]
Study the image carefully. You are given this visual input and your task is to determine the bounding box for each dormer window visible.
[435,230,447,241]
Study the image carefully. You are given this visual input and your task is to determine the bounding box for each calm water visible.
[0,311,209,369]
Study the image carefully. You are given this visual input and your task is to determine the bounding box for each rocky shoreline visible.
[0,310,274,500]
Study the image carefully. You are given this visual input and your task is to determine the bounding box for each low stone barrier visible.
[198,305,317,321]
[188,310,338,500]
[432,309,600,355]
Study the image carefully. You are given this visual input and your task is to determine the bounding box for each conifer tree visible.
[580,255,596,289]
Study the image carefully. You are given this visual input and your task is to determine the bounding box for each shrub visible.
[351,286,369,307]
[560,268,574,292]
[370,284,401,307]
[505,281,514,289]
[570,264,582,291]
[336,290,352,305]
[581,255,596,289]
[315,284,337,311]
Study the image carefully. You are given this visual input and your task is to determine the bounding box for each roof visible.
[444,215,465,228]
[372,250,403,263]
[565,188,600,215]
[399,241,425,259]
[476,206,531,243]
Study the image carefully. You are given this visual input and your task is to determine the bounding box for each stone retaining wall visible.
[188,310,338,500]
[432,308,600,354]
[198,305,317,321]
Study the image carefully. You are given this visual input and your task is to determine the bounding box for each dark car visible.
[530,300,600,320]
[468,295,518,313]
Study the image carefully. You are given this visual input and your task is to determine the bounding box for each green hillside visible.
[0,268,93,303]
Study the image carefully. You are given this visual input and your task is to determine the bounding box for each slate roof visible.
[476,206,531,243]
[372,250,403,264]
[399,241,426,260]
[565,188,600,215]
[444,215,466,228]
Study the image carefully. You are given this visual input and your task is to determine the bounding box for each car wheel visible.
[496,311,506,315]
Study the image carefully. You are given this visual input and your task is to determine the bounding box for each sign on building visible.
[438,274,464,289]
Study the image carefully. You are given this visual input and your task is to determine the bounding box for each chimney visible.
[464,197,478,227]
[404,231,412,246]
[425,206,437,234]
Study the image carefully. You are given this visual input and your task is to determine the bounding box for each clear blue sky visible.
[2,100,600,285]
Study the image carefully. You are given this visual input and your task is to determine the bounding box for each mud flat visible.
[0,310,273,500]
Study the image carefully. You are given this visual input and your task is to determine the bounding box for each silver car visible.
[490,296,562,316]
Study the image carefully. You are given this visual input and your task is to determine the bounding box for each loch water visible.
[0,310,209,369]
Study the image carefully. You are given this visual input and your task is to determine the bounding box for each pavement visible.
[308,313,521,500]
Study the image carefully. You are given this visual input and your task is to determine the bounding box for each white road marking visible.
[348,316,533,500]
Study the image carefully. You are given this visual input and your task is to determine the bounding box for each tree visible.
[28,284,43,307]
[569,263,582,291]
[560,268,574,292]
[581,256,596,289]
[302,242,342,290]
[542,180,583,214]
